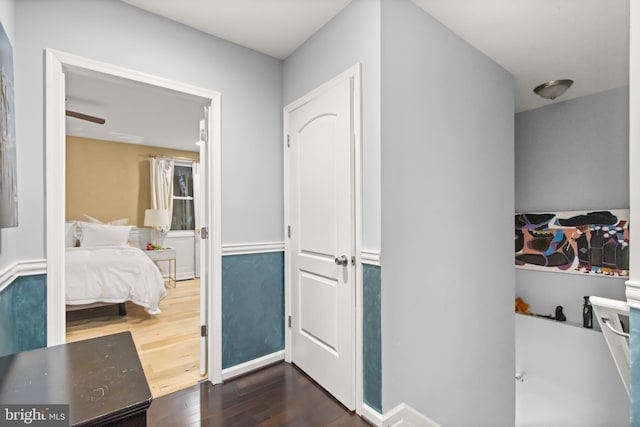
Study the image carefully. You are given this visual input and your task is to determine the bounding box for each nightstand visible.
[144,247,177,287]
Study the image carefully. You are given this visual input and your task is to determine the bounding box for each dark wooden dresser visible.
[0,331,152,426]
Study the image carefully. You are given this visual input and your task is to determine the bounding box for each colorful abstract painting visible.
[0,21,16,228]
[515,209,629,278]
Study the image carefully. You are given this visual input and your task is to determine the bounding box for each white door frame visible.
[44,49,223,385]
[283,64,364,413]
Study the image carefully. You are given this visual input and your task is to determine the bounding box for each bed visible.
[65,221,167,315]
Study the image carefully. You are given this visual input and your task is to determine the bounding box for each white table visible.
[144,247,177,287]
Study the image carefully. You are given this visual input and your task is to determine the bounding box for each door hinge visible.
[288,315,292,328]
[200,325,208,337]
[200,227,209,240]
[287,134,290,148]
[287,225,291,238]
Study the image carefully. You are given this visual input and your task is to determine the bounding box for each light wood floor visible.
[66,279,205,398]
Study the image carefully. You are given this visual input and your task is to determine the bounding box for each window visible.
[171,165,195,230]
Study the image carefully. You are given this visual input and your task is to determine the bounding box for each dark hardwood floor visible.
[148,362,372,427]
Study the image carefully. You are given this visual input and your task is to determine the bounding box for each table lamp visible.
[144,209,170,247]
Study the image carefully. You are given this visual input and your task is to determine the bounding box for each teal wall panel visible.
[631,308,640,426]
[0,275,47,357]
[363,264,382,412]
[222,252,284,369]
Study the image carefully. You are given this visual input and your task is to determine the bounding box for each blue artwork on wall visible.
[0,21,17,228]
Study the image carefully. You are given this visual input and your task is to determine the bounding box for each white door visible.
[287,75,356,409]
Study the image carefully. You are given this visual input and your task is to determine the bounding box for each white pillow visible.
[65,221,77,248]
[108,217,129,225]
[78,222,133,247]
[82,214,129,225]
[83,214,103,224]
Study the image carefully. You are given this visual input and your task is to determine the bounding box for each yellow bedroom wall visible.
[66,136,199,227]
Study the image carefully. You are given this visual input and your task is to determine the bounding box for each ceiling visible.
[412,0,629,112]
[65,69,205,152]
[121,0,629,113]
[68,0,629,147]
[120,0,353,60]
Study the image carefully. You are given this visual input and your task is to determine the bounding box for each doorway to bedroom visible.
[45,50,223,396]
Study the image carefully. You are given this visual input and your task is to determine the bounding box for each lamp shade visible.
[144,209,170,227]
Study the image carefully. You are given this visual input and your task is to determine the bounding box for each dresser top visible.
[0,332,152,426]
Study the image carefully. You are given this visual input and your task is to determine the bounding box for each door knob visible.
[334,255,349,266]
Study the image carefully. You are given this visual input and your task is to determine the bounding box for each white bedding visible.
[66,245,167,314]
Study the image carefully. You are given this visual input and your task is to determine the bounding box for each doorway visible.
[284,65,363,411]
[44,49,223,386]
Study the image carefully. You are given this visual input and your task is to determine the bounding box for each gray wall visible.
[515,87,629,324]
[14,0,283,264]
[380,0,515,425]
[283,0,381,252]
[0,0,15,271]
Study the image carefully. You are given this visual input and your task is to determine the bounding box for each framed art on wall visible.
[515,209,629,278]
[0,21,17,228]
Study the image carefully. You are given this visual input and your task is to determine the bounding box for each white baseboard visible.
[0,259,47,293]
[221,350,285,381]
[361,404,384,427]
[384,403,441,427]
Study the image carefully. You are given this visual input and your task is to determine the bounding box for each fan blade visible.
[65,110,105,125]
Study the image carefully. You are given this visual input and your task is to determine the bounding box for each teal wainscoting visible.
[632,308,640,426]
[363,264,382,413]
[222,252,284,369]
[0,275,47,357]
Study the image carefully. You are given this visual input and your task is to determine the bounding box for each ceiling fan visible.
[65,109,106,125]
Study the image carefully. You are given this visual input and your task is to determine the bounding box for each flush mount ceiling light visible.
[533,79,574,100]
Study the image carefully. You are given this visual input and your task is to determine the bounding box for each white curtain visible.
[150,158,174,233]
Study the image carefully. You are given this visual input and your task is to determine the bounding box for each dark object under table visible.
[0,331,152,426]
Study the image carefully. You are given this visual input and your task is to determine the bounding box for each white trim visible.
[283,64,363,412]
[44,49,223,386]
[165,230,196,238]
[353,64,364,415]
[0,264,19,293]
[221,350,285,381]
[221,242,285,256]
[16,260,48,277]
[625,280,640,310]
[629,0,640,305]
[208,94,223,385]
[383,404,442,427]
[45,49,66,348]
[283,93,292,364]
[361,404,384,427]
[0,260,48,293]
[382,404,406,427]
[361,250,381,266]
